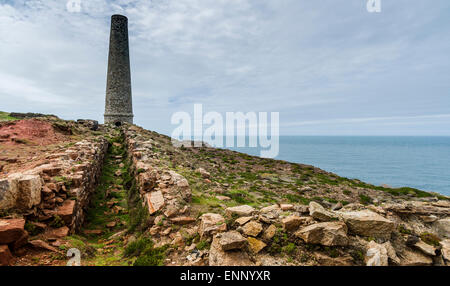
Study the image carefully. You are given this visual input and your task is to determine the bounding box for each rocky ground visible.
[0,112,449,266]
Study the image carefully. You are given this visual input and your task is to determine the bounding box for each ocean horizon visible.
[208,136,450,197]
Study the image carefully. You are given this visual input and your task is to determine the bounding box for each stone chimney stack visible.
[104,14,133,126]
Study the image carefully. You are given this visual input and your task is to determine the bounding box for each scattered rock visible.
[263,224,277,240]
[0,218,26,244]
[338,209,394,239]
[440,239,450,261]
[209,234,254,266]
[235,216,252,226]
[383,241,400,265]
[56,200,76,225]
[44,226,69,239]
[218,231,248,251]
[144,191,165,215]
[294,205,309,214]
[196,168,210,179]
[433,218,450,238]
[365,241,389,266]
[280,204,294,211]
[225,205,255,217]
[216,195,231,201]
[242,221,263,237]
[282,216,304,232]
[295,221,348,246]
[0,245,13,266]
[399,249,433,266]
[309,201,337,222]
[199,213,227,238]
[12,231,29,250]
[413,240,437,257]
[315,253,353,266]
[260,204,280,214]
[331,202,343,211]
[29,240,59,252]
[106,222,117,228]
[420,215,438,223]
[170,216,196,225]
[83,229,102,235]
[247,237,266,254]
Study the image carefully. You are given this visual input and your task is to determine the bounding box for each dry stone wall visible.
[124,126,192,220]
[0,137,108,265]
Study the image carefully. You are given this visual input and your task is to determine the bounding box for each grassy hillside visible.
[0,111,18,121]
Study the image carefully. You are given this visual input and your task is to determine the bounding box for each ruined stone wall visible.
[123,125,192,221]
[0,138,108,233]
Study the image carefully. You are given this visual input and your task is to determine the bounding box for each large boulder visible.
[199,213,227,238]
[282,216,304,232]
[413,240,437,257]
[295,221,348,246]
[225,205,255,217]
[433,218,450,239]
[0,179,15,210]
[383,241,400,265]
[338,210,394,239]
[0,219,26,244]
[365,241,389,266]
[399,249,433,266]
[309,202,337,222]
[0,174,42,211]
[440,239,450,261]
[209,234,254,266]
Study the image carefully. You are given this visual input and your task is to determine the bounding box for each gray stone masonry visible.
[104,14,133,125]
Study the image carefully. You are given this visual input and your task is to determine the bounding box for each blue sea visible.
[224,136,450,196]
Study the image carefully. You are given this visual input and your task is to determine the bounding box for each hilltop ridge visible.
[0,113,449,266]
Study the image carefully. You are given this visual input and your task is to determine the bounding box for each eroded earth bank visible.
[0,113,449,266]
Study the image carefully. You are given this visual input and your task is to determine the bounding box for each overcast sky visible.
[0,0,449,136]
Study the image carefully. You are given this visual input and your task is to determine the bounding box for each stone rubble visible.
[2,122,449,267]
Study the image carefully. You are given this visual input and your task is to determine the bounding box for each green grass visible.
[0,111,18,121]
[225,189,257,205]
[420,232,441,247]
[196,240,210,250]
[284,194,310,205]
[282,243,297,255]
[351,180,436,198]
[124,236,169,266]
[359,194,373,205]
[83,134,130,239]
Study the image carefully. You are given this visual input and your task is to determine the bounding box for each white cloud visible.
[0,0,449,135]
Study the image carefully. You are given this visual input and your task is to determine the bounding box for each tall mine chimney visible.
[104,14,133,126]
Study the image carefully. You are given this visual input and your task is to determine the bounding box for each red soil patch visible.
[0,119,66,146]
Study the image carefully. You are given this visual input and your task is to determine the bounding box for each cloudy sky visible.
[0,0,449,136]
